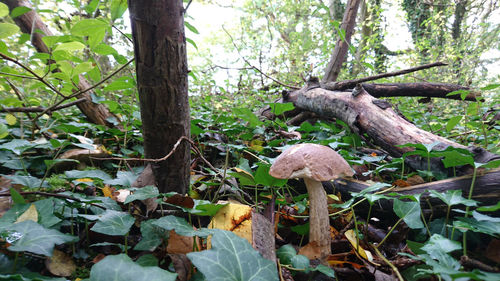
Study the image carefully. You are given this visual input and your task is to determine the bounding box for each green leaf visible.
[93,43,118,55]
[184,21,199,34]
[9,188,26,204]
[152,215,213,237]
[71,19,108,36]
[124,186,159,204]
[314,264,336,277]
[186,37,198,50]
[480,83,500,91]
[0,3,8,17]
[72,62,94,77]
[477,201,500,212]
[266,102,295,115]
[103,77,134,91]
[81,210,135,236]
[445,116,462,132]
[436,148,474,168]
[65,169,112,181]
[89,254,177,281]
[393,199,424,229]
[0,23,20,38]
[54,41,86,52]
[0,123,8,138]
[4,175,46,189]
[34,198,62,228]
[10,6,31,18]
[4,220,77,256]
[232,107,263,128]
[110,0,128,22]
[291,254,310,271]
[421,234,461,258]
[191,200,227,216]
[104,170,140,187]
[187,229,278,281]
[134,219,165,251]
[255,163,287,187]
[428,190,477,207]
[276,244,297,264]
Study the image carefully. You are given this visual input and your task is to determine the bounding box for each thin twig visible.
[323,62,448,91]
[371,244,405,281]
[91,136,219,172]
[1,98,86,113]
[221,26,300,90]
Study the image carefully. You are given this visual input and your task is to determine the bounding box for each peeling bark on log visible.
[330,168,500,216]
[361,83,480,101]
[284,87,500,175]
[1,0,122,129]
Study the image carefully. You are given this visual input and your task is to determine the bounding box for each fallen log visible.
[329,168,500,217]
[361,83,480,101]
[283,87,499,175]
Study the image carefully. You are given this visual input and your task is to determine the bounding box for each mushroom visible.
[269,143,353,258]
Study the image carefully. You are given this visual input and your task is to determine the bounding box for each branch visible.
[221,26,300,90]
[1,98,87,113]
[322,62,448,90]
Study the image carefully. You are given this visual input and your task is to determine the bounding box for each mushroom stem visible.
[304,178,331,258]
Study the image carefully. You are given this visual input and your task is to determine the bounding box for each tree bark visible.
[128,0,190,194]
[284,87,500,175]
[1,0,121,129]
[322,0,362,83]
[361,83,480,101]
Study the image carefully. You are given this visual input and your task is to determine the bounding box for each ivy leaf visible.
[80,210,135,236]
[152,215,213,237]
[232,108,263,128]
[4,175,47,189]
[393,199,424,229]
[3,220,77,256]
[134,219,165,251]
[266,102,295,115]
[187,229,278,281]
[124,186,158,204]
[89,254,176,281]
[428,190,477,207]
[255,163,287,187]
[65,169,112,181]
[421,234,461,258]
[104,170,140,187]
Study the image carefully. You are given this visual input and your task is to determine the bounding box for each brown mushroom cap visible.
[269,143,353,181]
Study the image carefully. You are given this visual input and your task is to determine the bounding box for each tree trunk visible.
[128,0,191,194]
[1,0,121,129]
[284,87,500,175]
[322,0,362,83]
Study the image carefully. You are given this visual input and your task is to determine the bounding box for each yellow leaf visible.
[249,139,264,152]
[233,167,254,178]
[5,113,16,125]
[345,229,373,262]
[75,178,93,182]
[209,201,252,245]
[16,204,38,223]
[102,186,113,198]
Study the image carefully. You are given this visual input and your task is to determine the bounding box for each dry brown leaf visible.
[45,249,76,277]
[167,230,201,254]
[16,204,38,223]
[298,241,322,260]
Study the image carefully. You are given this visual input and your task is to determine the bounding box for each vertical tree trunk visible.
[128,0,190,194]
[1,0,122,129]
[322,0,361,83]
